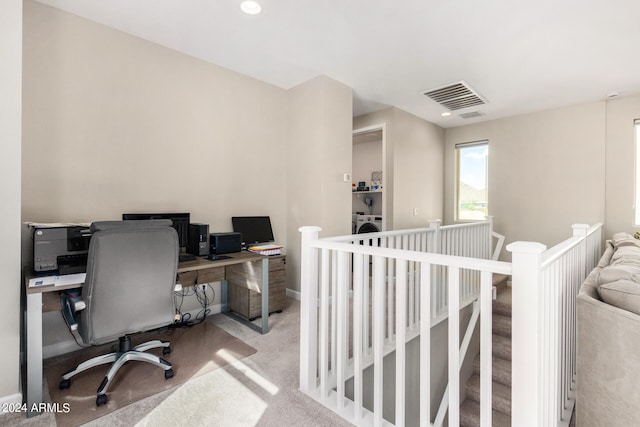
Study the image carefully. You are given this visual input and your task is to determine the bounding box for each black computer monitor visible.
[122,212,190,249]
[232,216,275,246]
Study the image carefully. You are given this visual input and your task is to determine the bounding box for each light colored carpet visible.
[2,299,353,427]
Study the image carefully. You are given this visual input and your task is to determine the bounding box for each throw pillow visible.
[612,232,640,248]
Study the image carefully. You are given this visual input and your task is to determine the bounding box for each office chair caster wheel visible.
[163,346,171,355]
[165,369,174,379]
[59,379,71,390]
[96,394,108,406]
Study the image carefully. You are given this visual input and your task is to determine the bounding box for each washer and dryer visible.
[356,214,383,234]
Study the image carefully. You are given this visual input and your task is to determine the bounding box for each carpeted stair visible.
[460,275,512,427]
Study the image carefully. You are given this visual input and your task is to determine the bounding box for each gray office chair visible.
[59,220,179,407]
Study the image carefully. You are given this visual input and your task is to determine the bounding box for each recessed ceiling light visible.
[240,1,262,15]
[441,111,452,117]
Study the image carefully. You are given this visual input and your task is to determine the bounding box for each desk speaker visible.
[210,232,242,255]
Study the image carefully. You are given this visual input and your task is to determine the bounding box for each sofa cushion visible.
[599,279,640,315]
[610,245,640,266]
[597,263,640,284]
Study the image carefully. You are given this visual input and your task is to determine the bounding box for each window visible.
[456,141,488,221]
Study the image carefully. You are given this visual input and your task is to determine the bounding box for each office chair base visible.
[59,336,173,406]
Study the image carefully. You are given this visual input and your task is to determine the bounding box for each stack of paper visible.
[248,244,283,256]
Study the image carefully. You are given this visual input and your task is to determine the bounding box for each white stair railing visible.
[508,223,603,427]
[299,221,510,426]
[300,220,601,427]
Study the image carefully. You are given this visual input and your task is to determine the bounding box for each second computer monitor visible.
[231,216,274,246]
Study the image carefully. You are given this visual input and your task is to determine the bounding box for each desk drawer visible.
[197,267,224,284]
[226,257,286,292]
[227,256,286,320]
[177,270,197,287]
[228,280,286,320]
[178,266,225,288]
[268,256,286,272]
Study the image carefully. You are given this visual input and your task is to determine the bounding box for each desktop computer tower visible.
[187,223,209,256]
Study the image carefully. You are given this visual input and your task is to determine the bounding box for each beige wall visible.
[392,108,445,229]
[0,0,22,403]
[604,94,640,237]
[287,76,353,293]
[354,108,445,230]
[445,102,607,256]
[23,1,288,241]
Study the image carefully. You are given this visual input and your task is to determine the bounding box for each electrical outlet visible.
[413,208,418,216]
[343,173,352,182]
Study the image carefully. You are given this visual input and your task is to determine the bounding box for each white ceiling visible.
[36,0,640,128]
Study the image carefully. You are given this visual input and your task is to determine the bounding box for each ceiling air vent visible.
[421,81,487,111]
[459,111,485,119]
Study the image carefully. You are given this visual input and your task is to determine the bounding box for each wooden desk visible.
[23,251,281,416]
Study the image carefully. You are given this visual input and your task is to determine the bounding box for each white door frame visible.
[352,123,387,231]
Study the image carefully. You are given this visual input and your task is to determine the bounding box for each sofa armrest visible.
[577,293,640,426]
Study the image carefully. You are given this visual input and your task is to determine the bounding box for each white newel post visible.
[507,241,547,427]
[299,226,321,393]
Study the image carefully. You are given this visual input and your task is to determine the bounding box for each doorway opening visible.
[352,124,386,233]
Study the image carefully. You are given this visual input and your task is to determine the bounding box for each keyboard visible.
[207,254,231,261]
[178,253,196,262]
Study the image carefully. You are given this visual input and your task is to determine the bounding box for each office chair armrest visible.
[60,292,85,331]
[60,292,90,347]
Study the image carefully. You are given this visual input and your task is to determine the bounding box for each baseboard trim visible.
[286,288,301,301]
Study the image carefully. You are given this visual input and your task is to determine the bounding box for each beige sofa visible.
[577,233,640,427]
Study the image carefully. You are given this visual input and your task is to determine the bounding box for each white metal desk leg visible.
[26,292,43,417]
[261,258,269,334]
[221,279,228,312]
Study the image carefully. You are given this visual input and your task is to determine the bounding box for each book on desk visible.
[247,244,283,256]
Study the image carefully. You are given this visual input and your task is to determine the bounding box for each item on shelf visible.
[356,186,369,192]
[371,171,383,191]
[358,181,366,187]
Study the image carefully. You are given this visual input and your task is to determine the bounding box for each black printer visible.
[31,225,91,274]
